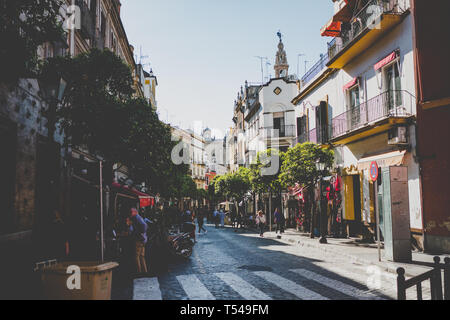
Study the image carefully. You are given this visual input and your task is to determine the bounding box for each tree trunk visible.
[269,189,272,232]
[309,187,315,239]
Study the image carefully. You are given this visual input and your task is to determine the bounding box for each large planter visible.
[40,261,119,300]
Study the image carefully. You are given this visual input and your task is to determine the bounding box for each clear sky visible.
[121,0,334,138]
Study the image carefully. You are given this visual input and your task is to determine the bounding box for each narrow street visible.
[125,225,402,301]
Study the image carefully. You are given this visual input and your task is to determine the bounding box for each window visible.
[316,101,329,144]
[273,115,285,137]
[384,62,402,109]
[297,115,308,143]
[346,85,361,128]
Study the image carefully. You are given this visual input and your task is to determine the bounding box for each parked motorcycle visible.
[146,214,196,260]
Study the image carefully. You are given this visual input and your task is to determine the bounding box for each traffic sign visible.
[370,161,379,182]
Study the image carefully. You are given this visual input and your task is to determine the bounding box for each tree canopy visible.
[214,167,250,203]
[41,49,190,198]
[280,142,334,188]
[0,0,64,83]
[250,148,284,193]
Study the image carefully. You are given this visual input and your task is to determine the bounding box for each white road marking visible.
[290,269,384,300]
[254,271,329,300]
[177,275,216,300]
[133,278,162,300]
[215,273,273,300]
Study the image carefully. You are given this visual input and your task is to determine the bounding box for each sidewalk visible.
[248,227,449,278]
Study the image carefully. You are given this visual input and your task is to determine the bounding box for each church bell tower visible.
[274,31,289,78]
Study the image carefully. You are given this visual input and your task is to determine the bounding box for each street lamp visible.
[316,160,328,244]
[38,72,67,140]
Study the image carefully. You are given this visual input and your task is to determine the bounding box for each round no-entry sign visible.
[370,161,379,182]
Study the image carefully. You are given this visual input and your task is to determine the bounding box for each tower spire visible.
[274,31,289,78]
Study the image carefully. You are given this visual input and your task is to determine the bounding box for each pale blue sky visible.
[121,0,334,136]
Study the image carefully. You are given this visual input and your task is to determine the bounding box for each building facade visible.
[292,0,425,251]
[0,0,152,298]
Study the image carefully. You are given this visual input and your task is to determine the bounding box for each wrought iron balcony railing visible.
[297,125,332,145]
[328,0,405,61]
[263,125,297,139]
[301,53,329,86]
[331,90,415,139]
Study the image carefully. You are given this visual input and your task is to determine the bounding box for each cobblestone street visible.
[123,225,428,301]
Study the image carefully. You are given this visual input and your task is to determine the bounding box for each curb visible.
[244,229,432,278]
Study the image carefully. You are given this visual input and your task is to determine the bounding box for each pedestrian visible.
[130,207,148,276]
[274,208,285,235]
[220,208,226,228]
[256,210,266,237]
[214,208,220,228]
[197,207,207,234]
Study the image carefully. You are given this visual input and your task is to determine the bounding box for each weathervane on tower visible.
[274,30,289,78]
[277,30,283,42]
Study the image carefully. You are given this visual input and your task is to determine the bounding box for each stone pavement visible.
[258,228,449,278]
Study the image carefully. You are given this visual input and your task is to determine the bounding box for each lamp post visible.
[316,160,328,244]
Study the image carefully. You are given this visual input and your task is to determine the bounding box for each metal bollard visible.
[444,257,450,301]
[397,267,406,300]
[433,256,443,301]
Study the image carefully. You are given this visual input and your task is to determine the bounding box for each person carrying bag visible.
[256,211,266,238]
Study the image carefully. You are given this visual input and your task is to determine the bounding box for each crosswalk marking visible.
[215,273,273,300]
[133,278,162,300]
[177,275,216,300]
[253,271,329,300]
[290,269,383,300]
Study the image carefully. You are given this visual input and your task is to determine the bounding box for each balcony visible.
[76,0,96,40]
[327,0,407,69]
[297,125,333,146]
[331,90,415,145]
[301,53,329,87]
[263,125,296,139]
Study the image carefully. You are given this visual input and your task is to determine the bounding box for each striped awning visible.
[357,151,406,171]
[374,50,399,71]
[321,19,342,37]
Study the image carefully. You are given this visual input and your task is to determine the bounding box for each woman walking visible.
[256,211,267,237]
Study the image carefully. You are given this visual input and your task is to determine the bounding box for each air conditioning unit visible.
[388,126,409,146]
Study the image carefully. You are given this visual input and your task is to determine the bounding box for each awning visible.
[374,50,399,71]
[321,19,342,37]
[343,77,358,91]
[111,182,155,208]
[332,0,357,23]
[357,151,406,171]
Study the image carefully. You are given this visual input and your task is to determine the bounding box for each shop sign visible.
[370,162,379,182]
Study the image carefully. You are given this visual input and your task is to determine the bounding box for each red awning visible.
[343,77,358,91]
[374,51,399,71]
[321,19,342,37]
[111,182,155,208]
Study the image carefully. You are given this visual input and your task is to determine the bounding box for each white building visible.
[241,35,299,165]
[171,126,207,190]
[292,0,421,246]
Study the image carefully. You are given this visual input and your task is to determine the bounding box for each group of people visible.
[255,208,286,238]
[213,208,227,229]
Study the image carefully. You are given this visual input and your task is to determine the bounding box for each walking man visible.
[256,210,266,237]
[274,208,285,235]
[198,206,207,234]
[130,207,148,275]
[214,208,220,228]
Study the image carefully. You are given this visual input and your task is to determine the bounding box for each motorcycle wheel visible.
[180,247,193,259]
